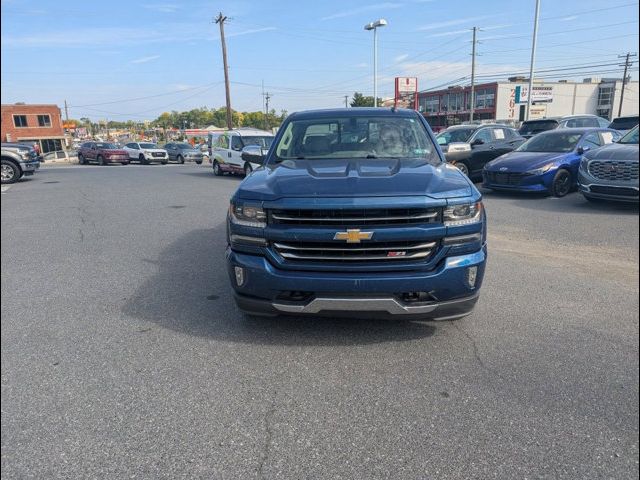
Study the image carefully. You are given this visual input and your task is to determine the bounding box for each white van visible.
[209,128,274,176]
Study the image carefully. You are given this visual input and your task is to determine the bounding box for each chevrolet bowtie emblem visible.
[334,229,374,243]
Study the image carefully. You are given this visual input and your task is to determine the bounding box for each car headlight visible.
[443,202,483,226]
[580,157,590,171]
[229,203,267,228]
[527,164,554,175]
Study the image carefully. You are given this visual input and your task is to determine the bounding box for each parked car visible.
[227,108,487,320]
[435,124,525,178]
[123,142,168,164]
[483,128,621,197]
[211,128,274,176]
[164,142,203,164]
[607,115,639,135]
[77,141,129,165]
[556,114,610,129]
[518,119,559,139]
[1,142,40,184]
[577,125,639,203]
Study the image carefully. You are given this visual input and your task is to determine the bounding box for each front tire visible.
[139,154,148,165]
[213,161,223,176]
[98,155,106,166]
[451,161,470,177]
[1,160,20,184]
[551,169,571,197]
[177,155,184,164]
[78,154,85,165]
[244,162,253,176]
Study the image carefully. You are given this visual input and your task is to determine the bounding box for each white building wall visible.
[494,80,638,122]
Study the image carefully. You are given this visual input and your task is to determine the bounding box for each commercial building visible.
[1,103,66,153]
[418,77,639,128]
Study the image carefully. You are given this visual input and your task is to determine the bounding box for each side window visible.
[582,133,602,148]
[231,136,243,151]
[472,128,493,144]
[597,117,610,128]
[218,135,229,149]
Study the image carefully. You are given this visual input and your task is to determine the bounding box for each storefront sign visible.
[514,85,553,103]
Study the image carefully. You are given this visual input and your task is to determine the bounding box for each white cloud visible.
[418,15,490,31]
[355,62,369,68]
[143,3,179,13]
[227,27,277,38]
[394,53,409,62]
[559,15,578,21]
[130,55,161,64]
[321,2,403,21]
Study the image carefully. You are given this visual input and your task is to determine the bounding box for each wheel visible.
[1,160,20,184]
[213,161,223,176]
[139,154,148,165]
[121,162,129,165]
[161,160,168,165]
[177,155,184,164]
[244,162,253,176]
[98,155,106,166]
[196,160,202,165]
[78,154,85,165]
[451,161,470,177]
[551,169,571,197]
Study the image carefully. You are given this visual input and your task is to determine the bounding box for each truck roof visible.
[288,108,419,120]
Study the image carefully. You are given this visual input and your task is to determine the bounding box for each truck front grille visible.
[272,240,437,263]
[270,208,440,226]
[589,185,639,197]
[588,161,639,182]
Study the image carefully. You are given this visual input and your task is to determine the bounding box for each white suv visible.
[211,128,274,176]
[123,142,168,165]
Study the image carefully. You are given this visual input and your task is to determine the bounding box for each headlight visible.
[527,164,554,175]
[580,157,590,171]
[444,202,483,226]
[229,203,267,228]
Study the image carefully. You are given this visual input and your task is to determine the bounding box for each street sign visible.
[394,77,418,109]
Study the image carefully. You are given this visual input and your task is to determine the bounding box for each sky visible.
[1,0,638,122]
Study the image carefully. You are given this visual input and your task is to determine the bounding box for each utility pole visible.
[344,95,349,108]
[469,27,478,122]
[264,92,271,129]
[215,12,233,130]
[617,52,637,117]
[64,100,69,122]
[526,0,541,121]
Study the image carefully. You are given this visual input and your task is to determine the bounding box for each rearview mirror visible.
[576,146,590,155]
[241,145,265,164]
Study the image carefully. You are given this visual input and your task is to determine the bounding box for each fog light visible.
[467,266,478,288]
[234,267,244,287]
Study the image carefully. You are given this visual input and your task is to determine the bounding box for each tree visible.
[350,92,382,107]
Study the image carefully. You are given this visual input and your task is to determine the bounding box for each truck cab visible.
[226,108,487,320]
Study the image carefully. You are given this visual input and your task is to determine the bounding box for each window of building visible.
[475,89,496,109]
[598,86,614,106]
[40,139,63,153]
[37,114,52,127]
[13,115,28,128]
[425,96,439,114]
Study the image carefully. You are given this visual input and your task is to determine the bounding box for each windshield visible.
[435,128,475,145]
[518,120,558,136]
[516,132,583,153]
[241,136,274,148]
[177,143,194,149]
[618,126,639,144]
[96,142,118,149]
[272,116,439,164]
[609,117,639,131]
[139,143,157,149]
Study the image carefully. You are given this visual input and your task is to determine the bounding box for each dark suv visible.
[77,142,129,165]
[435,124,525,178]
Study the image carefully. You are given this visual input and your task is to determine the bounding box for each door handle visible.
[228,152,232,158]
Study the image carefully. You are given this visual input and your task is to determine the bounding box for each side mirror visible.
[241,145,265,164]
[471,138,484,146]
[577,146,590,155]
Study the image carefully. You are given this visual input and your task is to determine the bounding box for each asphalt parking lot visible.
[2,164,638,479]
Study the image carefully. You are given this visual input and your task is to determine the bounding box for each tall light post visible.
[364,18,387,107]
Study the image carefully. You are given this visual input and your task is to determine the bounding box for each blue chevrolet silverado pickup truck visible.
[225,108,487,320]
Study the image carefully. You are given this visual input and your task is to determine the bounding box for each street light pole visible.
[364,19,387,107]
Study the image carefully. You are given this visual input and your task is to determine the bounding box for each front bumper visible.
[227,247,486,320]
[19,160,40,173]
[577,168,639,203]
[482,171,551,193]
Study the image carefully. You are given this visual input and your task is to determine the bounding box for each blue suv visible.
[226,108,487,320]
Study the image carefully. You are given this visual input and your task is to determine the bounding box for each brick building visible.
[1,103,66,153]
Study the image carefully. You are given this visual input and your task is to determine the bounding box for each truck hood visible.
[485,151,572,173]
[235,158,474,201]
